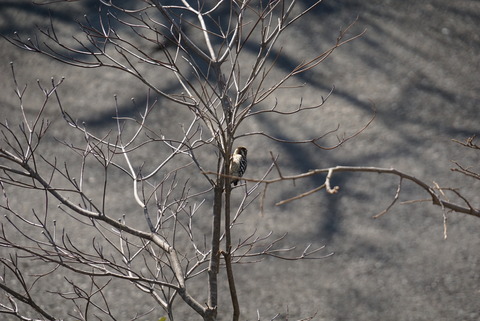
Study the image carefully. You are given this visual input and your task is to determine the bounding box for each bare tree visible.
[2,1,477,321]
[0,1,365,320]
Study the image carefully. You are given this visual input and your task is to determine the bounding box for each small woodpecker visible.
[230,146,247,186]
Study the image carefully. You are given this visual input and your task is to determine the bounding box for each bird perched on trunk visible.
[229,146,247,186]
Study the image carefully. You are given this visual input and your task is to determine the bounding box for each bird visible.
[229,146,247,186]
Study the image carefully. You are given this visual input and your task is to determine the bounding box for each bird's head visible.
[234,146,247,157]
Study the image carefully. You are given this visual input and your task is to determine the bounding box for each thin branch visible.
[373,177,402,219]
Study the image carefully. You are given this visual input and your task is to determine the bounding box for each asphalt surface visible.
[1,1,479,320]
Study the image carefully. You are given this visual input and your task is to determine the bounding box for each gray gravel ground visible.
[1,1,479,320]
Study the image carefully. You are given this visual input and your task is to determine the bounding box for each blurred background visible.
[1,1,479,320]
